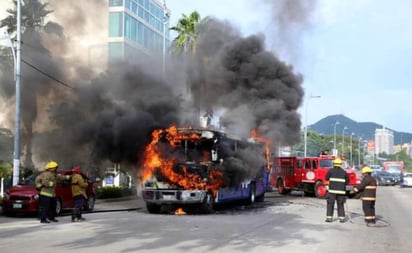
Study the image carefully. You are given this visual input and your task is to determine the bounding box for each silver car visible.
[400,173,412,187]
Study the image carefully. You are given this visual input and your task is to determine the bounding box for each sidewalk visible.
[94,195,145,211]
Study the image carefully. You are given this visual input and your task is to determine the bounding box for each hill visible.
[309,114,412,145]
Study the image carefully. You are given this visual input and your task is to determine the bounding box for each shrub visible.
[96,186,134,199]
[97,186,122,199]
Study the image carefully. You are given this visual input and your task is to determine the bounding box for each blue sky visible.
[167,0,412,134]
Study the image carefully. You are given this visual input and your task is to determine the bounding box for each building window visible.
[109,0,123,7]
[109,12,123,37]
[125,15,131,39]
[108,42,124,59]
[138,21,144,45]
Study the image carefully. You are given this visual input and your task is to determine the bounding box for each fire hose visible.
[344,197,390,228]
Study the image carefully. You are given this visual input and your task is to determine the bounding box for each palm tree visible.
[1,0,53,35]
[0,0,59,169]
[170,11,202,55]
[170,11,216,126]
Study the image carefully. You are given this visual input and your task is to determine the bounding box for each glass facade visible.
[108,0,170,61]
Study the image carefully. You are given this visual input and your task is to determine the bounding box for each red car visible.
[2,170,97,216]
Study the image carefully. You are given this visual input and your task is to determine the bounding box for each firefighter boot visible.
[339,217,345,223]
[325,217,333,223]
[72,208,80,222]
[77,211,86,221]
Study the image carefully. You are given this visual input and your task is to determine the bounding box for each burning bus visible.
[140,126,270,214]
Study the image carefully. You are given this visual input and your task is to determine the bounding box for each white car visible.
[400,173,412,187]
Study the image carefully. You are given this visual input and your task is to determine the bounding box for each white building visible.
[374,127,394,155]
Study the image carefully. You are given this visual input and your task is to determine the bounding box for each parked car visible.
[400,173,412,187]
[391,173,401,185]
[371,170,397,186]
[2,170,97,216]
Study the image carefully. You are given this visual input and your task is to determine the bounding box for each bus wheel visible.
[201,192,214,214]
[314,181,327,198]
[146,203,161,214]
[248,183,256,205]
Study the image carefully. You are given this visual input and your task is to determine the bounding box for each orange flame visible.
[174,207,186,215]
[250,129,271,171]
[142,126,225,193]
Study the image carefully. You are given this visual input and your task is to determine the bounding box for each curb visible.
[96,195,138,203]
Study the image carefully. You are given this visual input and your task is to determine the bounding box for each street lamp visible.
[350,132,354,165]
[341,126,348,157]
[304,94,321,157]
[14,1,22,186]
[333,121,340,155]
[358,137,362,167]
[0,26,20,186]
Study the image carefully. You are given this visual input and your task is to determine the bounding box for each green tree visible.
[170,11,202,55]
[379,150,412,171]
[0,0,53,34]
[0,0,62,169]
[170,11,215,125]
[292,131,364,166]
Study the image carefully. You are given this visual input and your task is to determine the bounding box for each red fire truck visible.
[270,155,360,198]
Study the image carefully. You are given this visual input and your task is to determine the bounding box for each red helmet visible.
[72,166,81,173]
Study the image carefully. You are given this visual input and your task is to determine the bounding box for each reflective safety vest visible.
[325,167,348,195]
[353,174,377,201]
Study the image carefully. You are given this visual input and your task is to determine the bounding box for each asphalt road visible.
[1,187,411,253]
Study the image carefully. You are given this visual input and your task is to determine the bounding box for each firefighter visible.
[325,158,348,223]
[71,166,88,222]
[35,161,68,223]
[350,166,377,224]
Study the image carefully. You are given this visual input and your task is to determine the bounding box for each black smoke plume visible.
[0,2,304,183]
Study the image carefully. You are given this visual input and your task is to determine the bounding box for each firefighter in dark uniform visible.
[35,161,70,223]
[350,166,377,224]
[325,158,348,223]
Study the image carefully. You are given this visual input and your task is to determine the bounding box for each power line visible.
[21,58,76,90]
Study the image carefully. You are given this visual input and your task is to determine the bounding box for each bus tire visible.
[201,191,215,214]
[314,181,327,199]
[248,183,256,205]
[146,203,161,214]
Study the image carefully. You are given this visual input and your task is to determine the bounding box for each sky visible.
[1,0,412,134]
[166,0,412,134]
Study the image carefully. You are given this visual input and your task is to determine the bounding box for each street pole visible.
[358,137,362,167]
[303,95,320,157]
[333,121,340,156]
[350,132,354,166]
[13,0,22,185]
[341,126,347,158]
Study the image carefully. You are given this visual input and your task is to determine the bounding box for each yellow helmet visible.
[361,166,372,174]
[333,158,343,168]
[46,161,59,170]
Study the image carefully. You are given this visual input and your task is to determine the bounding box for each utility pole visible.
[333,121,340,156]
[341,126,347,158]
[12,0,22,186]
